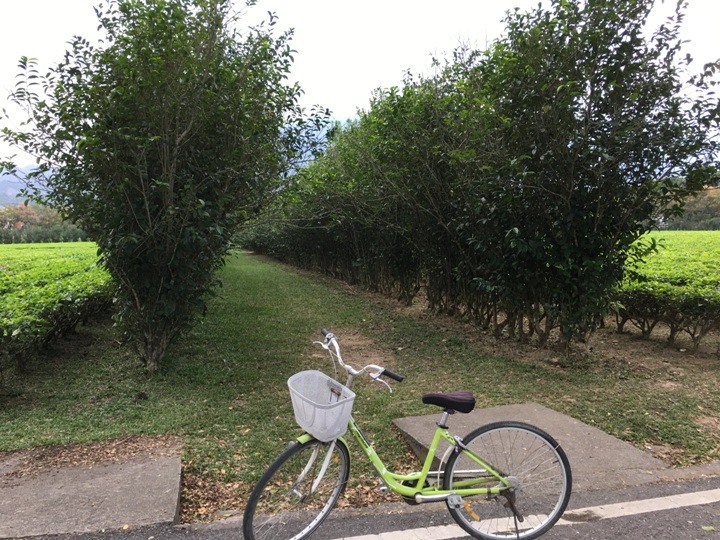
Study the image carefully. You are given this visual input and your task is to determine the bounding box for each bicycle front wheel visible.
[443,421,571,540]
[243,437,350,540]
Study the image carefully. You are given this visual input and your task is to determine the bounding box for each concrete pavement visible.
[0,440,182,539]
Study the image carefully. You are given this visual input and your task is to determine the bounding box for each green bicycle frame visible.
[298,415,511,502]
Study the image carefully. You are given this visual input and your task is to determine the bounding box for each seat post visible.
[437,409,453,429]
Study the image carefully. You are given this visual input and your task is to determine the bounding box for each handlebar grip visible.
[382,368,404,382]
[321,328,331,337]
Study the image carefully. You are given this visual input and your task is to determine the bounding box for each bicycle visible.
[243,329,572,540]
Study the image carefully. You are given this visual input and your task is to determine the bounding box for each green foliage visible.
[615,231,720,348]
[0,204,87,243]
[242,0,719,349]
[2,0,326,370]
[666,187,720,230]
[0,243,113,376]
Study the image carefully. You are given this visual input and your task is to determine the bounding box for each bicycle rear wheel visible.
[443,421,571,540]
[243,437,350,540]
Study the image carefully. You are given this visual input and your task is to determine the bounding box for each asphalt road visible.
[33,476,720,540]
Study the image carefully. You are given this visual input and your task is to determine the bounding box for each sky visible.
[1,0,718,165]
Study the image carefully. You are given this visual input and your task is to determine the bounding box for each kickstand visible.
[503,494,524,539]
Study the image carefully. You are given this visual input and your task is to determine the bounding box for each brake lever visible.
[370,372,393,393]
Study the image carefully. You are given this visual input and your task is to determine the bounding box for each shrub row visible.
[614,232,720,350]
[243,0,718,348]
[0,243,113,376]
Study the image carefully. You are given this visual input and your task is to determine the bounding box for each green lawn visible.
[1,250,719,520]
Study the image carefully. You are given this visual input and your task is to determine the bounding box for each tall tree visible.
[1,0,322,370]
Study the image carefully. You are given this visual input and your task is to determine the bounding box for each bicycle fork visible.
[291,441,337,501]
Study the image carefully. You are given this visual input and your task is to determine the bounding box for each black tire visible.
[443,421,572,540]
[243,438,350,540]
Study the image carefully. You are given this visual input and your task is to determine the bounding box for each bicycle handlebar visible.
[319,329,405,383]
[381,368,405,382]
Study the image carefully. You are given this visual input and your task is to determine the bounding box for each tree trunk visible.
[141,330,171,372]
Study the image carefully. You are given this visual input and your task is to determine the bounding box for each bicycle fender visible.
[296,433,314,445]
[295,433,348,447]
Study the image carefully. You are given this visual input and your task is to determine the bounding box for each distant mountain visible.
[0,172,24,206]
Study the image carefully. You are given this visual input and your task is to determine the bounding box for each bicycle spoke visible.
[444,421,571,540]
[244,440,349,540]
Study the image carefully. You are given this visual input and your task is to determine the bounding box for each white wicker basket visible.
[288,370,355,442]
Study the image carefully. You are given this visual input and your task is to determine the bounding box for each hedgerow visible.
[242,0,719,350]
[0,243,113,377]
[615,232,720,350]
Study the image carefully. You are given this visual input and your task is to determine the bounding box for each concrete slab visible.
[394,402,720,493]
[0,451,181,539]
